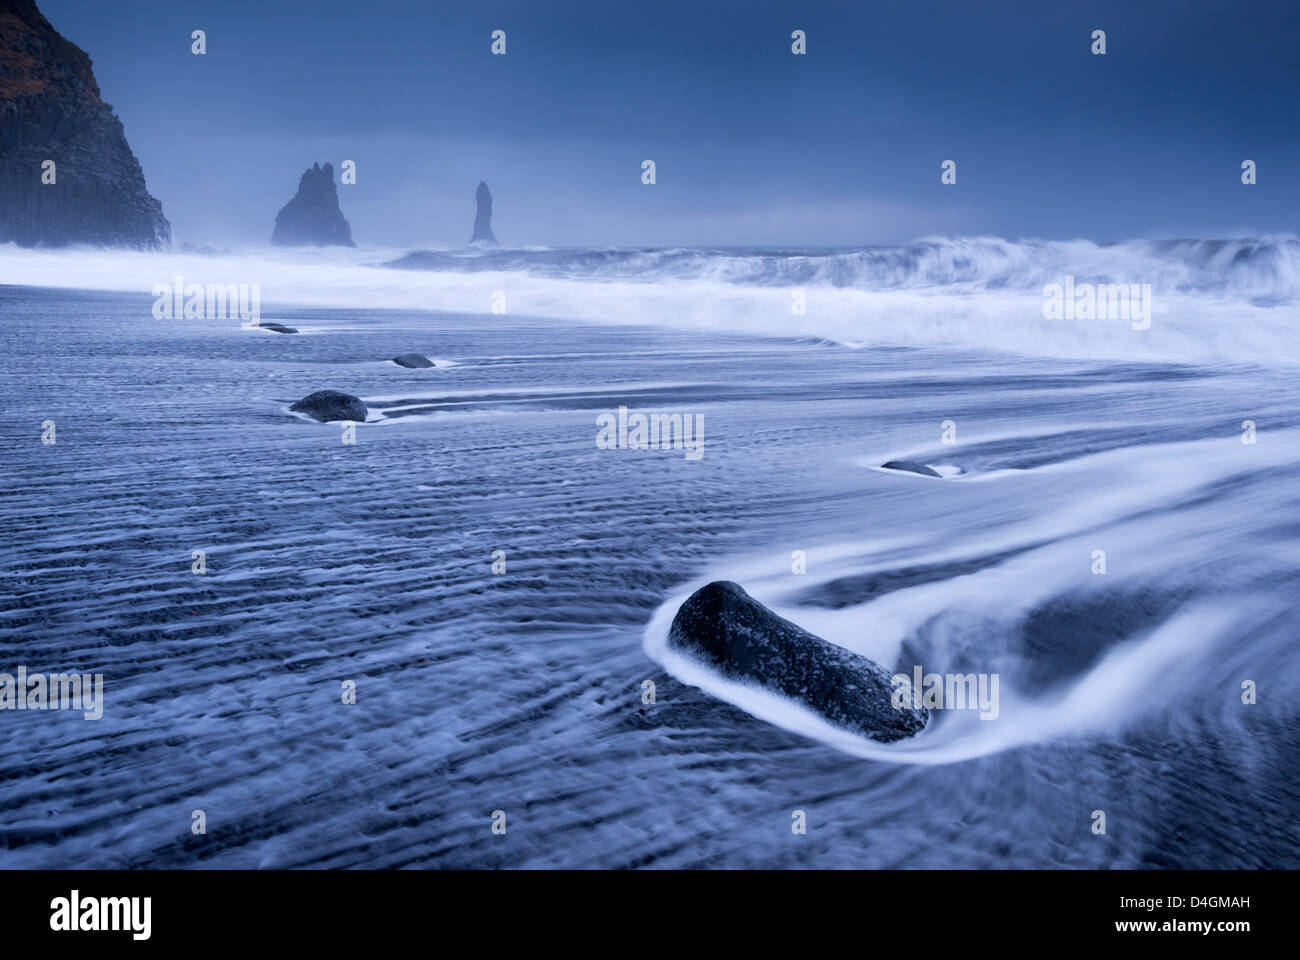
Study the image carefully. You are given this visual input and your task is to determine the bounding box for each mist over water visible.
[4,235,1300,367]
[3,238,1299,867]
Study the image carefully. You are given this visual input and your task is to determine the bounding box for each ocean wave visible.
[387,235,1300,298]
[4,237,1300,368]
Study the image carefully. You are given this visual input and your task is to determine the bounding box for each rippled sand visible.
[2,286,1297,867]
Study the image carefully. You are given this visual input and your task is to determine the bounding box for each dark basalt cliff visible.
[0,0,170,247]
[271,162,354,247]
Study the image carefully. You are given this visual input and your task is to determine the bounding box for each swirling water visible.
[2,241,1299,867]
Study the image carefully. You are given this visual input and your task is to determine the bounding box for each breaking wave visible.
[389,235,1300,299]
[4,235,1300,367]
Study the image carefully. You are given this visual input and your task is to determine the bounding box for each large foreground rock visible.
[0,0,170,247]
[290,390,366,423]
[271,162,354,247]
[667,580,927,742]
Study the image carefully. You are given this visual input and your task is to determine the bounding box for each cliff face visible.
[271,162,354,247]
[469,180,496,246]
[0,0,170,247]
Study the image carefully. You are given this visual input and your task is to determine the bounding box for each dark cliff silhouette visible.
[469,180,496,246]
[0,0,169,247]
[271,162,354,247]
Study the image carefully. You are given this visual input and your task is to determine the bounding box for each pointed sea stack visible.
[469,180,496,246]
[271,162,354,247]
[0,0,170,247]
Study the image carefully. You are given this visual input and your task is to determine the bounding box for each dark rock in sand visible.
[469,180,497,246]
[667,580,927,742]
[881,459,942,478]
[392,353,434,368]
[0,0,170,248]
[290,390,367,423]
[271,162,354,247]
[256,322,297,334]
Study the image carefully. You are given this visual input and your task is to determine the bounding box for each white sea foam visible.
[644,430,1300,763]
[643,591,1237,764]
[4,238,1300,367]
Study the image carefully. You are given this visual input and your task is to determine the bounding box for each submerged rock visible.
[469,180,497,246]
[667,581,927,742]
[392,353,435,368]
[271,162,354,247]
[290,390,366,423]
[881,459,942,478]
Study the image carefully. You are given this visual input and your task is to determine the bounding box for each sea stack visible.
[271,162,354,247]
[667,581,928,742]
[469,180,497,246]
[0,0,170,247]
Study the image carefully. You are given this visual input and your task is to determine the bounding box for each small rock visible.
[881,459,942,478]
[392,353,435,368]
[290,390,367,423]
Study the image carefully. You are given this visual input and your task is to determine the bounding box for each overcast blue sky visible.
[39,0,1300,247]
